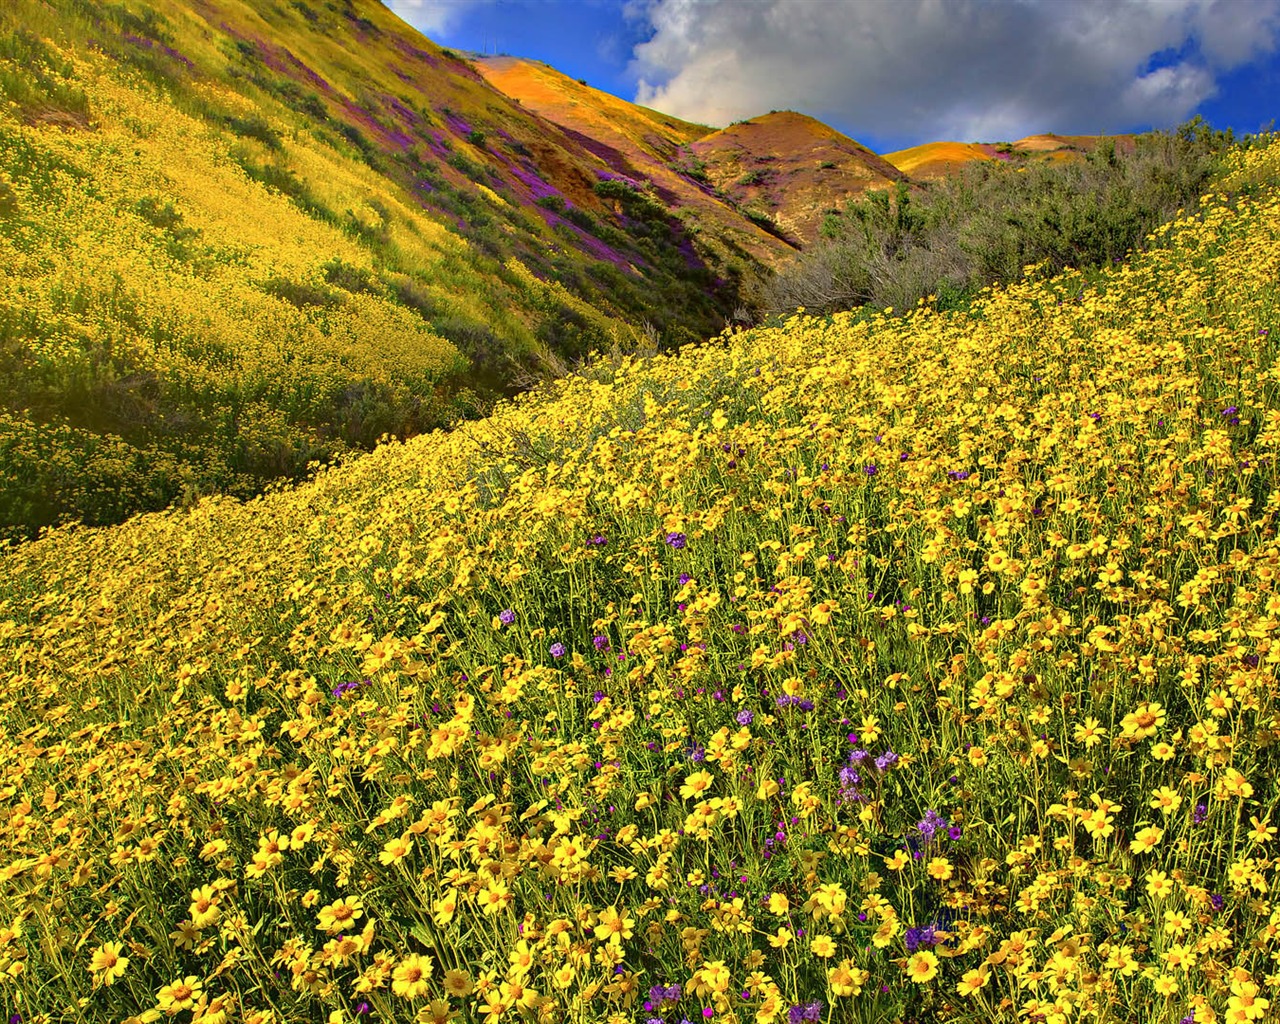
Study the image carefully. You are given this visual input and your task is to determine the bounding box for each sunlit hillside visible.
[883,141,999,178]
[0,0,749,538]
[885,135,1138,180]
[475,56,796,270]
[690,112,908,244]
[2,136,1278,1024]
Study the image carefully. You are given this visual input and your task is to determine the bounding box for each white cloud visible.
[381,0,493,38]
[627,0,1280,145]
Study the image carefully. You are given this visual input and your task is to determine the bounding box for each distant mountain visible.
[886,134,1137,178]
[688,111,908,244]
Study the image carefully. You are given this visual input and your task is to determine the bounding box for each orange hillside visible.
[477,56,796,267]
[884,141,998,178]
[690,111,907,243]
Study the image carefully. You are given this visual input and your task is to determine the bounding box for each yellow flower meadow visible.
[3,130,1280,1024]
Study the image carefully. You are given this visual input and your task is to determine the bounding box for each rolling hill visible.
[885,133,1138,178]
[688,111,909,244]
[0,0,1154,542]
[0,135,1276,1024]
[0,0,767,538]
[475,55,797,269]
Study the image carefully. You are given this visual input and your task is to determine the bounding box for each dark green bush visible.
[762,120,1244,317]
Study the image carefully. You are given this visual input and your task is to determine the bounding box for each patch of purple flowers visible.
[645,983,682,1012]
[905,925,942,952]
[917,808,949,844]
[331,679,370,699]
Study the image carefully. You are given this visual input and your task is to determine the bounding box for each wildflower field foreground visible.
[4,142,1280,1024]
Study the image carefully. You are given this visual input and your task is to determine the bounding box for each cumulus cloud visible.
[382,0,493,38]
[628,0,1280,145]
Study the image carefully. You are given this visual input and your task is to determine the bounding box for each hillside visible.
[476,55,797,269]
[1,138,1277,1024]
[886,134,1138,179]
[0,0,747,538]
[883,140,1001,178]
[689,111,909,243]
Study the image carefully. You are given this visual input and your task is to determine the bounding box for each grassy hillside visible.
[0,0,746,539]
[1,138,1278,1024]
[689,112,908,245]
[475,56,795,272]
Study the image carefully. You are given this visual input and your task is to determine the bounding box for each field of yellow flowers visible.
[2,140,1280,1024]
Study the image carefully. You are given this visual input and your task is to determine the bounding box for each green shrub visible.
[762,120,1245,317]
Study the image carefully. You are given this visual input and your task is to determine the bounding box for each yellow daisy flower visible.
[157,975,204,1012]
[88,941,129,985]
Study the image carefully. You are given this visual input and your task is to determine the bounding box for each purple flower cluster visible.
[837,764,862,804]
[645,984,682,1013]
[735,709,754,725]
[330,679,370,699]
[905,924,943,952]
[498,608,515,625]
[917,809,949,844]
[666,531,688,549]
[839,742,900,804]
[549,642,566,659]
[788,1002,823,1023]
[874,750,898,771]
[775,694,815,711]
[1222,405,1241,426]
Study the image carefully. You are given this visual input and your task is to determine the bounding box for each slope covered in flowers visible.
[0,0,735,538]
[1,142,1280,1024]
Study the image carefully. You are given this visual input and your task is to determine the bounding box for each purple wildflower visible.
[498,608,515,625]
[736,709,754,725]
[874,750,898,771]
[549,642,566,659]
[666,531,687,549]
[917,809,949,844]
[788,1002,823,1023]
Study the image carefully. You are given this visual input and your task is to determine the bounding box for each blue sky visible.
[383,0,1280,153]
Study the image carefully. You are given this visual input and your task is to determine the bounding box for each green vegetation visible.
[0,0,745,541]
[762,119,1248,316]
[2,139,1279,1024]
